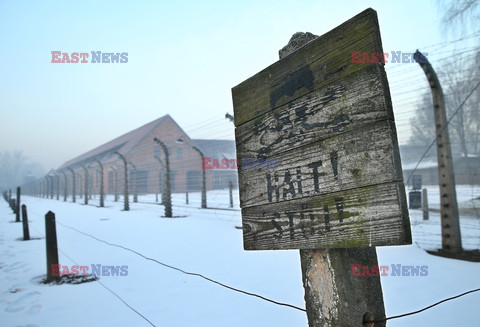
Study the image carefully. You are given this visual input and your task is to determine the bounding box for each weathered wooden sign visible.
[232,8,411,250]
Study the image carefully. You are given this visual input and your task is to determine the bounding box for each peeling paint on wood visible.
[300,247,386,326]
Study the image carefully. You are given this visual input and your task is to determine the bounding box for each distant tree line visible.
[0,150,44,191]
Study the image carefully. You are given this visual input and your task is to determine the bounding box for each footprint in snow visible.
[28,304,42,314]
[3,261,27,273]
[5,291,41,313]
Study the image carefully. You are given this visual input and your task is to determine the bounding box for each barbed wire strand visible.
[55,221,307,313]
[4,193,480,324]
[372,288,480,323]
[27,219,158,327]
[405,78,480,186]
[55,218,480,323]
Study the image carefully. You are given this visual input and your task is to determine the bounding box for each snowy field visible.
[1,187,479,326]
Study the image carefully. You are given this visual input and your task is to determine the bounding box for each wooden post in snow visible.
[45,211,59,281]
[10,199,16,214]
[22,204,30,240]
[231,9,410,326]
[15,187,21,222]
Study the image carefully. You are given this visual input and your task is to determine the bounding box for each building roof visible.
[57,115,169,170]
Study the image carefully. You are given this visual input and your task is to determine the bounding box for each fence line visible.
[53,217,480,323]
[2,196,480,324]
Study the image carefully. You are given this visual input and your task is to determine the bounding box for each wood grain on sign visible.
[237,120,403,208]
[242,182,409,250]
[234,64,393,160]
[232,9,385,127]
[232,8,411,250]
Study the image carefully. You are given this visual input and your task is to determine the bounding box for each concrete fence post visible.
[80,164,89,205]
[62,172,68,201]
[68,168,76,203]
[115,153,129,211]
[129,162,138,203]
[93,159,104,207]
[154,138,172,217]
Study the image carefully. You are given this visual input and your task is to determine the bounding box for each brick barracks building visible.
[50,115,237,199]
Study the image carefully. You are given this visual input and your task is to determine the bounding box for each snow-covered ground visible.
[1,187,479,326]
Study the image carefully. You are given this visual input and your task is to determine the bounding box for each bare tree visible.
[442,50,480,157]
[408,51,480,157]
[437,0,480,35]
[409,91,436,145]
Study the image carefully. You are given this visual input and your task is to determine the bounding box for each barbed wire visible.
[4,27,480,325]
[13,44,480,196]
[4,196,480,324]
[404,78,480,186]
[54,220,307,313]
[27,219,157,327]
[372,288,480,324]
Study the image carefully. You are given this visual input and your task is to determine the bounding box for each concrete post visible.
[154,138,172,217]
[192,146,207,209]
[115,153,129,211]
[80,164,89,205]
[93,159,104,207]
[415,50,462,253]
[67,168,76,203]
[154,155,165,205]
[129,162,138,203]
[62,172,68,201]
[111,167,119,202]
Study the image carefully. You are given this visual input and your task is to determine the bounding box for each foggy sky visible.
[0,0,457,171]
